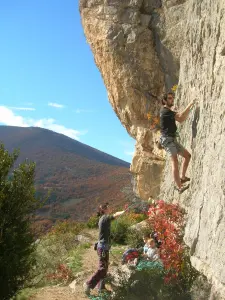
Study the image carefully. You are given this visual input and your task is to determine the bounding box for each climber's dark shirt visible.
[160,107,177,137]
[98,215,114,244]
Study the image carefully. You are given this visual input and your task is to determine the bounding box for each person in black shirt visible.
[84,203,125,296]
[160,92,196,193]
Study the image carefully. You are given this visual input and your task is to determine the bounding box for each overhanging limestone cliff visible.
[79,0,187,199]
[80,0,225,298]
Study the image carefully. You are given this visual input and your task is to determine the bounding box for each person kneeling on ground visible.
[143,234,150,254]
[143,238,160,262]
[83,203,125,296]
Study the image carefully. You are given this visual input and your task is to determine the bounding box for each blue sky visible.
[0,0,135,162]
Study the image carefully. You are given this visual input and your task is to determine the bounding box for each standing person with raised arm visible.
[160,92,196,194]
[83,203,125,296]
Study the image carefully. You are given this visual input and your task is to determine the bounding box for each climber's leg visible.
[171,154,182,189]
[161,137,190,193]
[179,149,191,180]
[174,140,191,180]
[161,137,182,188]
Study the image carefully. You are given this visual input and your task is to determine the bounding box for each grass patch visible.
[67,242,91,274]
[24,221,87,288]
[110,245,127,264]
[110,247,125,257]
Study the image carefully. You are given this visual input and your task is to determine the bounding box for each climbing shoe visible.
[176,184,190,194]
[181,177,190,184]
[83,282,91,296]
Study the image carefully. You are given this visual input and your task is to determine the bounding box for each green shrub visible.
[0,145,40,300]
[132,213,148,223]
[52,220,85,236]
[67,243,91,274]
[126,227,152,249]
[86,215,99,229]
[112,268,192,300]
[111,215,135,244]
[28,220,85,287]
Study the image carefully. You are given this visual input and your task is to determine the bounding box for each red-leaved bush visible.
[46,264,73,284]
[148,200,186,283]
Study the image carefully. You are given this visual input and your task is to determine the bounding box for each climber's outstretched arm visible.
[175,99,196,123]
[113,211,125,219]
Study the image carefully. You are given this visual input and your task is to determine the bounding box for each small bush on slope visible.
[125,226,152,248]
[86,215,99,229]
[27,220,85,287]
[111,214,137,244]
[112,268,192,300]
[0,144,40,300]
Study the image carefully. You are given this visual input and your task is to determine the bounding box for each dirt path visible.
[30,286,77,300]
[30,229,117,300]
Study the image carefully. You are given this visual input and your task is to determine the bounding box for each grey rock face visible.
[80,0,225,298]
[160,1,225,298]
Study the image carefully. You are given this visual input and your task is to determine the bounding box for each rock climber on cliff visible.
[160,92,196,194]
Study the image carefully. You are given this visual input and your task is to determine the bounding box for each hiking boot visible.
[83,282,91,296]
[176,184,190,194]
[181,177,190,184]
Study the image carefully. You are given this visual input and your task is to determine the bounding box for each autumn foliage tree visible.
[112,200,198,300]
[0,144,40,299]
[148,200,198,288]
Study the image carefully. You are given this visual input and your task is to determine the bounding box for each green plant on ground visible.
[67,242,91,274]
[110,246,127,263]
[13,288,37,300]
[27,220,86,287]
[112,267,192,300]
[86,215,99,229]
[125,227,153,249]
[111,216,133,244]
[0,144,40,300]
[111,213,146,245]
[131,213,148,223]
[51,219,85,236]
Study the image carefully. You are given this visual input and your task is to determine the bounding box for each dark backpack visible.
[121,248,140,264]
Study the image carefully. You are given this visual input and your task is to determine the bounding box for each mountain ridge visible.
[0,125,130,167]
[0,125,133,231]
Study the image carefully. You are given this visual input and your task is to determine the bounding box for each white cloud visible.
[48,102,64,108]
[0,106,29,127]
[0,106,85,140]
[9,107,36,111]
[124,150,135,156]
[34,119,83,140]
